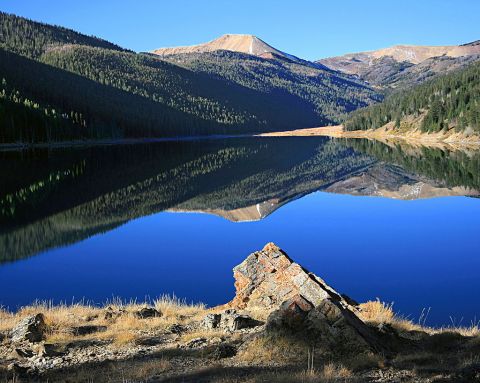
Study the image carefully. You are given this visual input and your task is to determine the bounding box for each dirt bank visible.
[259,125,480,150]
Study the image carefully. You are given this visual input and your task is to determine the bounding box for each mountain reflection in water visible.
[1,137,479,264]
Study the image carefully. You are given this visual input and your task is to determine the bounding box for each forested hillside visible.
[0,48,230,142]
[0,11,381,144]
[0,11,125,58]
[344,61,480,133]
[158,50,380,124]
[40,46,321,129]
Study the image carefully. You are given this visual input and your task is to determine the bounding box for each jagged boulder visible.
[11,314,46,343]
[229,243,345,312]
[228,243,387,353]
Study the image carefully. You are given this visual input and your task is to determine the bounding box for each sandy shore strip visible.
[258,125,480,149]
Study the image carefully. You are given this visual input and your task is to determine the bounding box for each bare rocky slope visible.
[153,34,303,62]
[318,40,480,89]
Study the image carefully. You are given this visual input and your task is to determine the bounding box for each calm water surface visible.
[1,137,479,326]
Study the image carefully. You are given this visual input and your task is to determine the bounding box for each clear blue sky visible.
[2,0,479,60]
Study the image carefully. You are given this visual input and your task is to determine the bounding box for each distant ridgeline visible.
[1,137,479,264]
[0,12,380,144]
[344,61,480,133]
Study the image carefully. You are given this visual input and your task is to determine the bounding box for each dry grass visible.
[344,353,385,372]
[461,353,480,368]
[237,334,308,364]
[358,299,395,324]
[1,296,209,346]
[436,319,480,337]
[154,294,206,320]
[208,365,354,383]
[359,300,480,340]
[358,299,423,333]
[180,328,224,343]
[0,307,16,333]
[321,362,352,381]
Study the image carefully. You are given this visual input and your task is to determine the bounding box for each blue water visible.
[1,191,479,327]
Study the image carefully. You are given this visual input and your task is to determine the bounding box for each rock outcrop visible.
[229,243,349,313]
[228,243,386,353]
[11,314,46,343]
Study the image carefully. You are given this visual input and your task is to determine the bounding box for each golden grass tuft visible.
[154,294,206,320]
[438,319,480,337]
[321,362,352,381]
[358,299,395,324]
[237,334,308,364]
[358,299,424,333]
[359,300,480,338]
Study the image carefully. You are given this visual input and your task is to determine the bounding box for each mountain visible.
[344,60,480,135]
[0,12,381,144]
[153,34,302,62]
[318,41,480,89]
[151,37,380,125]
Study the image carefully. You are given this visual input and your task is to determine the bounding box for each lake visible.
[1,137,479,327]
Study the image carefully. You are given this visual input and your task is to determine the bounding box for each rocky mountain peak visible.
[152,34,300,61]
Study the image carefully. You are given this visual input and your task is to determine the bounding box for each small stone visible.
[82,314,99,322]
[185,337,207,348]
[167,323,185,334]
[220,311,263,332]
[52,358,62,366]
[230,315,263,331]
[202,313,221,329]
[210,344,237,359]
[104,306,125,321]
[12,347,34,359]
[36,343,65,357]
[72,325,107,336]
[11,313,46,343]
[209,336,223,344]
[135,307,161,319]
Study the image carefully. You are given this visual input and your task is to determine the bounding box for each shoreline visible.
[259,125,480,149]
[2,126,479,152]
[0,134,255,152]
